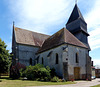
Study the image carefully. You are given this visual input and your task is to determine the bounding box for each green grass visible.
[0,76,75,87]
[91,85,100,87]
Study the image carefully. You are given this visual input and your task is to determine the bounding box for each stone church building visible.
[12,4,92,80]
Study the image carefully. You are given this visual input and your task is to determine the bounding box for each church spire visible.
[66,3,90,50]
[66,4,85,24]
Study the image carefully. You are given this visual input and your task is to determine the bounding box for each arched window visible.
[30,58,32,65]
[42,57,44,64]
[56,53,59,64]
[76,53,79,63]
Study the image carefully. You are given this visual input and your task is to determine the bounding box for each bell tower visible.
[66,4,90,50]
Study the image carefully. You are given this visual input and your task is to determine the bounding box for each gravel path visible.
[26,78,100,87]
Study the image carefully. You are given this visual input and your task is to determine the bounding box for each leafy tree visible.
[0,38,11,77]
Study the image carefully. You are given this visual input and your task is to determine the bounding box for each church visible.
[12,4,92,80]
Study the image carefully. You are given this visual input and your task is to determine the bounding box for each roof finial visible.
[13,21,15,26]
[75,0,77,5]
[13,21,15,29]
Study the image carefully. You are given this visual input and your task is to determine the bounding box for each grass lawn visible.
[0,76,75,87]
[91,85,100,87]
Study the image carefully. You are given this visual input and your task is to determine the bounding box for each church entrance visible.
[74,67,80,80]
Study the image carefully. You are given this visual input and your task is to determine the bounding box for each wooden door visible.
[74,67,80,80]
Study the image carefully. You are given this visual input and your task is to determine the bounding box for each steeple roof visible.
[67,4,85,24]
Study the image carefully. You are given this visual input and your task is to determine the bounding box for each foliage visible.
[10,63,26,79]
[10,65,20,79]
[50,68,56,77]
[51,76,61,82]
[0,38,11,76]
[20,64,51,81]
[20,68,26,77]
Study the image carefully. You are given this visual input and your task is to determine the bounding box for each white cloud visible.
[89,28,100,50]
[92,59,100,66]
[8,0,73,34]
[85,0,100,50]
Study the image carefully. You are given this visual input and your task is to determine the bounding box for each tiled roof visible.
[37,27,88,53]
[14,27,50,47]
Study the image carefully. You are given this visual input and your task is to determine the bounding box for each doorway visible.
[74,67,80,80]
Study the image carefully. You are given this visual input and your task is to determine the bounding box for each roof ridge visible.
[14,26,50,47]
[15,26,50,36]
[65,28,87,48]
[37,27,88,54]
[76,4,85,21]
[63,28,66,42]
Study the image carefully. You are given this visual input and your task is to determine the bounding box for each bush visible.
[20,64,63,82]
[21,64,51,81]
[20,68,26,77]
[50,68,56,77]
[51,76,60,82]
[10,63,26,79]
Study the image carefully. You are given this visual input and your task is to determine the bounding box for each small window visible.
[56,53,59,64]
[47,51,52,57]
[42,57,44,64]
[36,56,40,64]
[30,58,32,65]
[76,53,79,63]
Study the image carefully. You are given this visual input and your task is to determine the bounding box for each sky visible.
[0,0,100,65]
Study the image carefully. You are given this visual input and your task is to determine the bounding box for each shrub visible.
[51,76,60,82]
[10,63,26,79]
[50,68,56,77]
[21,64,51,81]
[20,68,26,77]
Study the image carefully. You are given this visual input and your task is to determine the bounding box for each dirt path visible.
[26,78,100,87]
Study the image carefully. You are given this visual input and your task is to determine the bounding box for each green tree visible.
[0,38,10,77]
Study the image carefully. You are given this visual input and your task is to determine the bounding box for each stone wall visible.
[15,44,39,66]
[37,44,89,80]
[67,45,88,80]
[36,45,67,78]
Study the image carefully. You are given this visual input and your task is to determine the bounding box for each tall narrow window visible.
[42,57,44,64]
[37,58,39,64]
[30,58,32,65]
[76,53,79,63]
[56,53,59,64]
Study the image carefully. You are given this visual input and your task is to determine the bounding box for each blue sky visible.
[0,0,100,65]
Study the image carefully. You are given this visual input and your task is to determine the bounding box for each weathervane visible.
[75,0,77,4]
[13,21,15,25]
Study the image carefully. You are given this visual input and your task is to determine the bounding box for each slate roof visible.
[37,28,88,53]
[67,4,85,24]
[14,27,50,47]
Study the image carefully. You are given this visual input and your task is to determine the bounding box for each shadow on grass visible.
[0,76,15,80]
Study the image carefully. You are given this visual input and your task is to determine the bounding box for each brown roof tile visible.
[37,27,88,53]
[14,27,50,47]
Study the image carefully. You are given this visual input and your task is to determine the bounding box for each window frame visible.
[55,53,59,64]
[30,58,32,65]
[75,53,79,63]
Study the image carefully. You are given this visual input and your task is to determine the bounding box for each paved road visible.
[26,78,100,87]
